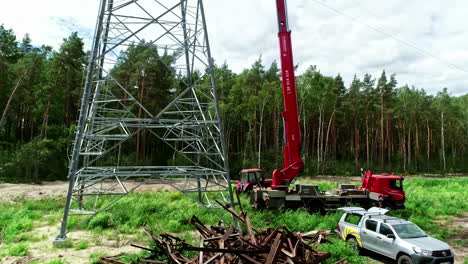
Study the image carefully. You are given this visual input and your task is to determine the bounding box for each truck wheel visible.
[252,200,265,210]
[397,254,412,264]
[346,237,360,253]
[306,201,321,214]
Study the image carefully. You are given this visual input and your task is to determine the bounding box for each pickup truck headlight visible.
[412,247,432,256]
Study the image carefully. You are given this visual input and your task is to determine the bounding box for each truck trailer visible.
[247,170,405,211]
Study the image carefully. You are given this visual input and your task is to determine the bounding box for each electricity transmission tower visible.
[55,0,235,243]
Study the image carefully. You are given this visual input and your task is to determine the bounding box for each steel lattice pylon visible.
[55,0,235,241]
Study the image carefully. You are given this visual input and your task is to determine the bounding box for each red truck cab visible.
[360,170,406,209]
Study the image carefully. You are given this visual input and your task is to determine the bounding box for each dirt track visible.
[0,180,185,202]
[0,177,357,202]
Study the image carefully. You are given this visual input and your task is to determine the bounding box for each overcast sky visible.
[1,0,467,95]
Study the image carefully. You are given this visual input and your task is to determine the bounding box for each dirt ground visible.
[0,177,466,263]
[1,175,466,202]
[0,180,184,203]
[438,213,468,264]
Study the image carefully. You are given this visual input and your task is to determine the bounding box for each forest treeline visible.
[0,26,466,182]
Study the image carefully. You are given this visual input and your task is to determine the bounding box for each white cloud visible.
[0,0,466,95]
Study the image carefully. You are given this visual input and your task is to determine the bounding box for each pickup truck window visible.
[365,219,378,231]
[392,223,427,239]
[379,223,393,236]
[344,213,362,225]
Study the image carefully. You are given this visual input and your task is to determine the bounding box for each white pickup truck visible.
[335,207,454,264]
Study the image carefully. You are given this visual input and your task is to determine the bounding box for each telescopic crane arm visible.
[271,0,304,189]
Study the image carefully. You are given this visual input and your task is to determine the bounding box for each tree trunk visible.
[317,106,322,174]
[65,66,72,127]
[353,112,359,168]
[257,99,267,168]
[441,111,446,171]
[136,73,145,164]
[380,95,385,170]
[324,107,336,166]
[451,131,456,167]
[320,117,325,173]
[0,69,30,131]
[142,74,148,160]
[407,126,411,170]
[273,105,279,167]
[366,112,370,168]
[242,122,253,168]
[253,101,257,155]
[403,123,406,172]
[302,105,308,159]
[40,67,63,139]
[426,117,430,170]
[332,123,337,160]
[415,125,419,170]
[387,118,391,162]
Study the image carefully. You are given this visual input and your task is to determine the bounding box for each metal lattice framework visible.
[56,0,235,241]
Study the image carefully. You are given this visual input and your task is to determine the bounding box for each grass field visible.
[0,177,467,263]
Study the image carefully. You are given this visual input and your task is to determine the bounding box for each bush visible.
[0,137,69,183]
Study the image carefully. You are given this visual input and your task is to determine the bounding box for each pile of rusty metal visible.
[101,201,347,264]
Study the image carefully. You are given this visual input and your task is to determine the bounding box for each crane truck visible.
[238,0,406,212]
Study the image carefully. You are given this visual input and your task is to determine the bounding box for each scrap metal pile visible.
[101,202,347,264]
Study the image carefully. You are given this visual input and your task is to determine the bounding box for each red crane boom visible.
[271,0,304,189]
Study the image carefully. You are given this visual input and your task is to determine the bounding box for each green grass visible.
[319,238,366,264]
[454,239,468,247]
[43,259,65,264]
[71,191,230,235]
[89,252,106,264]
[75,240,88,250]
[0,197,64,245]
[389,177,468,240]
[7,243,28,256]
[1,177,466,264]
[73,177,466,263]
